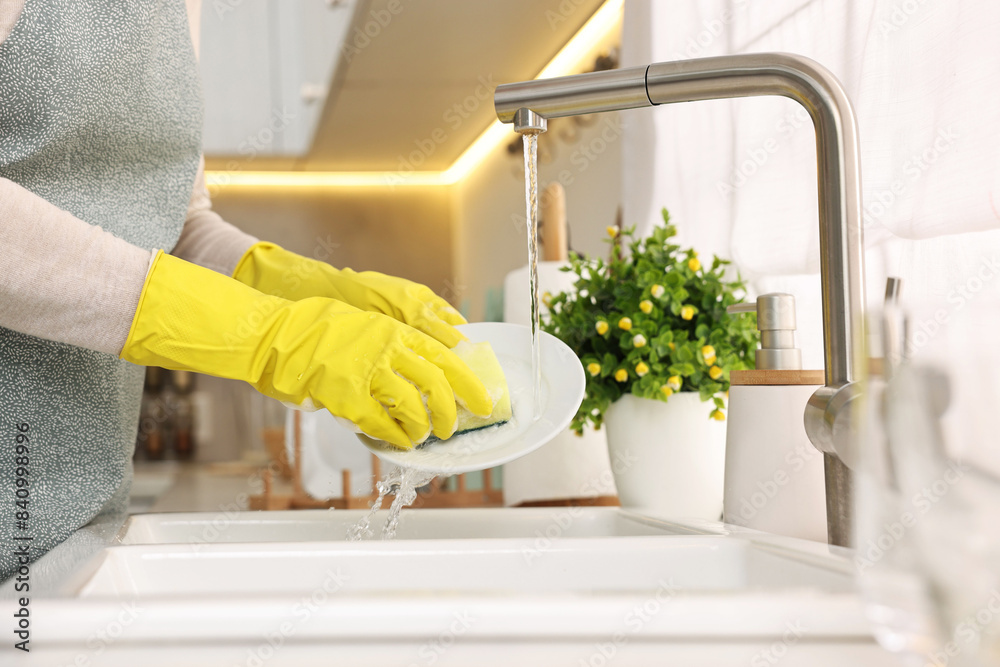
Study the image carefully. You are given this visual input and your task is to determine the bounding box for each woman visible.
[0,0,491,582]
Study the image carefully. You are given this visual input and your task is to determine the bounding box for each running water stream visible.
[348,131,546,541]
[346,466,435,541]
[522,131,543,420]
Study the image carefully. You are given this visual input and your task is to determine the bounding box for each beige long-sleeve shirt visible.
[0,0,258,355]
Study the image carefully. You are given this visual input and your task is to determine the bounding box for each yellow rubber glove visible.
[232,242,467,348]
[120,251,493,449]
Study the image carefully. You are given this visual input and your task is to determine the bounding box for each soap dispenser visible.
[723,294,828,542]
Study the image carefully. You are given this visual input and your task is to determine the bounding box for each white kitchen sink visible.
[118,507,698,544]
[100,508,852,596]
[11,508,886,666]
[77,534,850,598]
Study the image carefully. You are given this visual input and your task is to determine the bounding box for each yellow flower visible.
[667,375,682,391]
[639,300,653,314]
[595,320,609,335]
[618,317,632,331]
[708,365,723,380]
[711,409,726,421]
[635,361,650,377]
[668,342,676,351]
[660,385,674,398]
[606,226,619,238]
[614,369,628,382]
[633,333,647,348]
[688,257,701,272]
[680,305,696,320]
[587,362,601,377]
[542,291,553,307]
[650,284,665,298]
[701,345,716,365]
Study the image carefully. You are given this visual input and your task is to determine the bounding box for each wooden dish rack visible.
[249,412,504,510]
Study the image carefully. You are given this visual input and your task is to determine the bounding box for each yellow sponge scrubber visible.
[431,341,512,442]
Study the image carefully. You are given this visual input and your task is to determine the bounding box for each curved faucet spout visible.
[495,53,866,547]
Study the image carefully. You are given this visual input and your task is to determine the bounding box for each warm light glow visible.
[205,170,448,188]
[441,0,624,185]
[439,122,511,185]
[537,0,624,80]
[205,0,624,189]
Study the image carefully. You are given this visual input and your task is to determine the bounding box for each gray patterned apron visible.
[0,0,202,582]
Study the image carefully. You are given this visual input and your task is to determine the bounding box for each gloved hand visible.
[120,251,494,449]
[232,242,466,348]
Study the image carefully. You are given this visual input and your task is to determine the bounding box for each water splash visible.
[347,466,436,541]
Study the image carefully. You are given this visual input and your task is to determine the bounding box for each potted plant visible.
[542,209,758,518]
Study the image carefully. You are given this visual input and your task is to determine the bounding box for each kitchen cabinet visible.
[199,0,357,157]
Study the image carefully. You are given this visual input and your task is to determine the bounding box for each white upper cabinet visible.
[199,0,357,157]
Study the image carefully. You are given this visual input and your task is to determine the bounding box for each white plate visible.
[357,322,585,474]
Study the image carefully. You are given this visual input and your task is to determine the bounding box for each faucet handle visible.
[884,276,903,305]
[882,277,904,381]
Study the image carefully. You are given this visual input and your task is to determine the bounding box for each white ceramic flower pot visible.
[604,392,726,520]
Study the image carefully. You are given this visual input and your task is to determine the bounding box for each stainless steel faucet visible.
[495,53,867,547]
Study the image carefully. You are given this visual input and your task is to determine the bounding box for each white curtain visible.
[622,0,1000,369]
